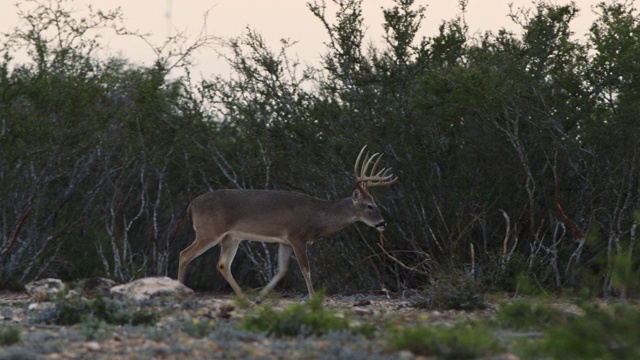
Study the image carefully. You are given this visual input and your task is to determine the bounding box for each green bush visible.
[241,295,373,338]
[77,319,111,341]
[182,317,216,338]
[39,294,159,326]
[497,300,574,330]
[414,271,486,310]
[538,304,640,359]
[388,322,503,359]
[0,324,21,346]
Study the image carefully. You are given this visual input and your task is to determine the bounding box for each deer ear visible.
[352,188,363,202]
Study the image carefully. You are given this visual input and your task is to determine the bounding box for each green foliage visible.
[497,300,573,331]
[38,294,158,326]
[181,316,216,338]
[535,304,640,359]
[388,322,503,359]
[1,0,640,299]
[610,254,636,297]
[0,324,21,346]
[241,294,373,338]
[77,319,111,341]
[414,271,486,310]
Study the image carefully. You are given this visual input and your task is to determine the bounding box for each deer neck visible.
[314,197,358,238]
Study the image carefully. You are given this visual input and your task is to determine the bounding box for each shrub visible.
[240,294,373,338]
[182,317,216,338]
[77,319,111,341]
[538,304,640,359]
[388,322,503,359]
[414,271,486,310]
[497,300,574,330]
[0,324,21,346]
[37,294,159,326]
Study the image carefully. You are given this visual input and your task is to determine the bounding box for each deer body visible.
[178,147,396,299]
[192,189,378,242]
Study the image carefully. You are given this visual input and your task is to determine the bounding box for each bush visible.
[77,319,111,341]
[182,317,216,338]
[538,304,640,359]
[240,294,373,338]
[388,322,503,359]
[497,300,574,330]
[37,294,159,326]
[0,324,21,346]
[414,271,486,310]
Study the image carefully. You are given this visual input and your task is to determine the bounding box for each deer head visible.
[351,145,398,231]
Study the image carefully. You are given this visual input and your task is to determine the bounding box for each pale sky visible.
[1,0,601,78]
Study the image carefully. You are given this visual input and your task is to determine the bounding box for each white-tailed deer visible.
[177,146,397,299]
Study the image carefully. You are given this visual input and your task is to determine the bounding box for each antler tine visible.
[367,167,398,187]
[354,145,368,180]
[361,152,380,179]
[353,145,398,188]
[368,152,383,177]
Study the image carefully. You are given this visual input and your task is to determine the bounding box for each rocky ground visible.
[0,288,500,360]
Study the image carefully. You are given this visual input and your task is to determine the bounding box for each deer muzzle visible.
[375,221,387,232]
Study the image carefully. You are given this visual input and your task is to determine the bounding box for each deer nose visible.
[375,221,387,232]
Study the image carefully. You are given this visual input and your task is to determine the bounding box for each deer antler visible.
[354,145,398,194]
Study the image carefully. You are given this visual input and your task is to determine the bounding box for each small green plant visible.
[388,322,503,359]
[182,317,216,338]
[537,304,640,359]
[241,294,372,337]
[0,324,21,346]
[497,300,573,330]
[414,271,486,310]
[77,318,111,341]
[39,294,159,326]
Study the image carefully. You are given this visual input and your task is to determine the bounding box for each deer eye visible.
[367,204,375,210]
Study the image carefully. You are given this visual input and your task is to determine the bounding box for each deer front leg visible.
[258,244,293,300]
[291,241,315,299]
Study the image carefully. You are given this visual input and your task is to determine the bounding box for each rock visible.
[110,276,194,301]
[85,341,101,352]
[24,278,65,299]
[353,306,375,316]
[354,299,372,306]
[397,350,415,360]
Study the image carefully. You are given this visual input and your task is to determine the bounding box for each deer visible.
[177,146,397,300]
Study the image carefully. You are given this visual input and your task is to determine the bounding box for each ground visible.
[0,290,504,359]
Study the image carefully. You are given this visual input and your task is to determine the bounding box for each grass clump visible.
[536,304,640,359]
[388,322,503,359]
[241,294,372,338]
[497,300,574,330]
[77,318,111,341]
[182,317,216,338]
[415,271,486,310]
[38,294,159,326]
[0,324,21,346]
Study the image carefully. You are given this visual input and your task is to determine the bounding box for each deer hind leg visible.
[291,241,315,299]
[217,236,245,297]
[258,244,294,300]
[178,233,225,284]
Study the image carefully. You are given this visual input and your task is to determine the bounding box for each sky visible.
[0,0,602,78]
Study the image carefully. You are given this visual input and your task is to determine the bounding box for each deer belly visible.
[228,231,288,244]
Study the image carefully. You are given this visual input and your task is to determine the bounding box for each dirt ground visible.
[0,290,500,359]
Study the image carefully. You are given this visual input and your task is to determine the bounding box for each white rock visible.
[353,306,375,316]
[110,276,194,301]
[85,341,101,352]
[24,278,65,298]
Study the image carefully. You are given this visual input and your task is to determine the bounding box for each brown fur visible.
[177,188,387,299]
